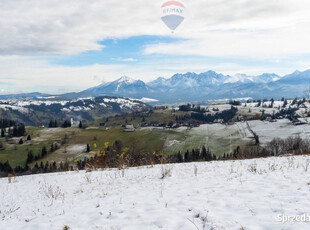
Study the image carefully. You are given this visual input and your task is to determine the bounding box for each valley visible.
[1,98,309,173]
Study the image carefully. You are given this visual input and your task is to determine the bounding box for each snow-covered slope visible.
[0,96,150,125]
[1,155,310,230]
[82,76,153,97]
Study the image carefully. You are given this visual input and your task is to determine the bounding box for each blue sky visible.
[51,36,183,67]
[1,0,310,94]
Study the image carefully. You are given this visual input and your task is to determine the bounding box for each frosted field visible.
[163,123,250,155]
[1,156,310,230]
[163,119,310,155]
[248,119,310,144]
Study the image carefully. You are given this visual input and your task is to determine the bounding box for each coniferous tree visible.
[86,144,90,153]
[52,161,57,171]
[18,124,25,136]
[49,120,54,128]
[13,126,18,137]
[41,146,47,158]
[26,151,34,164]
[19,138,24,145]
[184,150,190,162]
[50,144,54,152]
[177,151,183,163]
[202,146,207,160]
[40,161,44,171]
[2,161,13,173]
[79,121,83,129]
[27,135,31,141]
[1,128,4,138]
[62,120,71,128]
[192,149,196,161]
[44,161,49,173]
[206,148,213,161]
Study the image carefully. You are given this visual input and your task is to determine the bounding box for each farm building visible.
[123,124,135,132]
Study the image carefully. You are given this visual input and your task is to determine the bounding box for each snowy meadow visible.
[1,155,310,230]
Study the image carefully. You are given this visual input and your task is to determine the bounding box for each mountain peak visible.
[117,76,136,83]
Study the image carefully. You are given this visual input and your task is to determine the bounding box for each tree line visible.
[0,160,72,177]
[1,136,310,178]
[1,123,25,138]
[177,106,238,123]
[49,120,72,128]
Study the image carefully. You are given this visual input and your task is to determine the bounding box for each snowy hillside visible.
[1,156,310,230]
[0,96,150,125]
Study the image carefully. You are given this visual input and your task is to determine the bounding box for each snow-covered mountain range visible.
[78,70,310,103]
[1,69,309,104]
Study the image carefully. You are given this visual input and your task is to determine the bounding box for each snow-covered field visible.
[1,156,310,230]
[163,119,310,155]
[248,119,310,143]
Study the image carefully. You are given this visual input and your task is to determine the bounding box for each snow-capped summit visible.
[81,76,153,97]
[252,73,280,83]
[149,71,229,90]
[225,73,253,83]
[117,76,136,84]
[71,69,310,103]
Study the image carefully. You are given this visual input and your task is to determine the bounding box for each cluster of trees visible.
[1,123,26,138]
[26,144,58,164]
[78,142,222,170]
[17,135,31,145]
[229,100,241,106]
[31,161,71,174]
[179,104,207,113]
[49,120,72,128]
[62,120,72,128]
[260,107,299,121]
[49,120,58,128]
[0,161,13,175]
[233,136,310,159]
[1,119,26,138]
[266,136,310,156]
[1,135,310,177]
[169,146,216,163]
[0,119,16,129]
[0,160,72,177]
[77,140,166,170]
[169,136,310,163]
[177,106,238,123]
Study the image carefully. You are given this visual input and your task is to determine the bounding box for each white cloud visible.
[112,58,137,62]
[0,56,173,93]
[1,0,310,93]
[1,0,310,57]
[121,58,137,62]
[0,0,163,55]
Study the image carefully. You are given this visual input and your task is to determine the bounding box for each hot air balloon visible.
[161,1,185,32]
